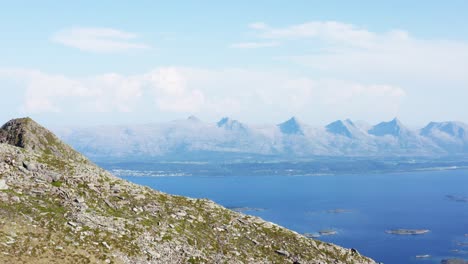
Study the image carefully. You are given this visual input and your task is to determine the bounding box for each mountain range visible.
[55,117,468,161]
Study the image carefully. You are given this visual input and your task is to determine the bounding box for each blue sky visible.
[1,1,468,127]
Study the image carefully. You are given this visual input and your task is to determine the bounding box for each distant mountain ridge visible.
[54,117,468,160]
[368,118,410,137]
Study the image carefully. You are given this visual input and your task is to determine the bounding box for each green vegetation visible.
[51,181,63,187]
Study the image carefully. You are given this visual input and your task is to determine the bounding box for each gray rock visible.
[23,161,37,171]
[176,211,187,217]
[111,184,121,193]
[18,166,29,174]
[11,196,20,203]
[0,179,9,190]
[275,249,290,257]
[50,172,62,182]
[102,241,111,250]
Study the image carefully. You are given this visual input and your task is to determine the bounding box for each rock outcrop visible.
[0,117,376,263]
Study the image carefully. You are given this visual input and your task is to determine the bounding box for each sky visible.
[1,1,468,127]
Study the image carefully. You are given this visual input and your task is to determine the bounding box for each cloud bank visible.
[238,21,468,83]
[0,67,404,123]
[51,27,150,53]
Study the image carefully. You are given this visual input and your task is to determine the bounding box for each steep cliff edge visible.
[0,117,376,263]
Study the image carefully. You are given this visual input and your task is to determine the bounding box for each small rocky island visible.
[228,207,265,213]
[385,229,430,235]
[0,118,376,263]
[319,229,338,236]
[326,209,352,214]
[304,233,321,238]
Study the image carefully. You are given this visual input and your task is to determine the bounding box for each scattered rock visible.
[275,249,290,257]
[23,161,37,171]
[176,211,187,217]
[11,196,20,203]
[18,166,29,174]
[102,241,111,250]
[111,185,120,193]
[237,218,247,225]
[0,179,9,190]
[134,194,145,200]
[104,199,115,209]
[49,172,62,182]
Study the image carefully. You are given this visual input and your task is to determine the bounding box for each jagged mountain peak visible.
[217,117,232,127]
[326,119,356,138]
[368,118,408,137]
[217,117,246,131]
[187,115,201,122]
[421,121,468,138]
[0,117,85,161]
[390,117,403,125]
[278,117,304,135]
[344,118,355,125]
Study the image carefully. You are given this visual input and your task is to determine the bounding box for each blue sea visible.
[117,168,468,263]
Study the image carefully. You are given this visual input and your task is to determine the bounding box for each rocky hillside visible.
[0,117,376,264]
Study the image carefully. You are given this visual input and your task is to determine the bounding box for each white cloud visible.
[250,21,404,48]
[51,27,150,53]
[244,21,468,83]
[229,41,279,49]
[0,67,404,123]
[248,22,268,30]
[145,68,205,112]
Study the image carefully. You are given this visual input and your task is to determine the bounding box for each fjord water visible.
[120,169,468,263]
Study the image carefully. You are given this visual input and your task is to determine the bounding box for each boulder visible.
[275,249,290,257]
[0,179,9,190]
[23,161,37,171]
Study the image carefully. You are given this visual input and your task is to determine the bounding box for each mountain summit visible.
[217,117,247,131]
[0,117,375,263]
[421,121,468,139]
[326,119,356,138]
[420,121,468,152]
[368,118,409,137]
[0,117,86,162]
[187,115,201,122]
[278,117,304,135]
